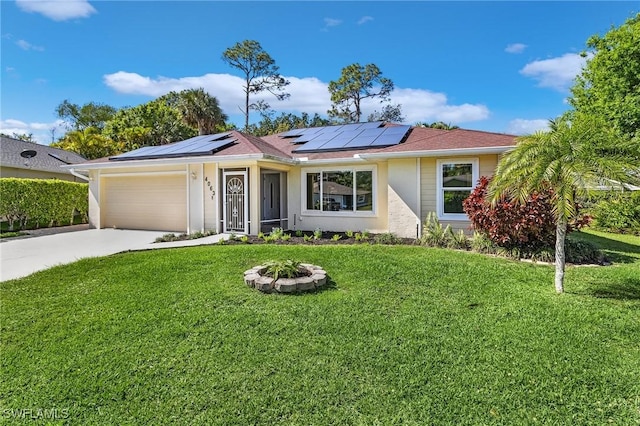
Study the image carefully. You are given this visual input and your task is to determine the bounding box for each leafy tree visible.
[56,100,117,131]
[163,88,228,135]
[103,99,195,151]
[248,112,331,136]
[414,121,459,130]
[222,40,290,131]
[328,63,394,123]
[569,13,640,138]
[367,104,405,123]
[488,114,640,293]
[0,132,37,143]
[51,127,123,160]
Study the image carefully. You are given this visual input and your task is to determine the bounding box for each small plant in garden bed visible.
[263,260,304,281]
[154,230,217,243]
[374,232,401,245]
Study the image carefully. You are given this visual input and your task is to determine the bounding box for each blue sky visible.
[1,1,638,144]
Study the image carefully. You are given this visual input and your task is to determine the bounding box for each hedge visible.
[587,191,640,235]
[0,178,88,230]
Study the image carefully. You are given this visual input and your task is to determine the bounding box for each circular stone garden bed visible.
[244,263,327,294]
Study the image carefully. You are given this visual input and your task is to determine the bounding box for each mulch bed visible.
[225,231,416,246]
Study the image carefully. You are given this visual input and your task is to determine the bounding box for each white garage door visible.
[102,174,187,232]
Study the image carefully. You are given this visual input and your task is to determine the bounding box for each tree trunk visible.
[554,217,567,293]
[244,78,250,132]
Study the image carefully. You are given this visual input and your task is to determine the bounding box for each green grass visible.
[1,233,639,424]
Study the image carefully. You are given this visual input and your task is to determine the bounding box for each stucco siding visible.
[203,163,217,231]
[387,158,420,238]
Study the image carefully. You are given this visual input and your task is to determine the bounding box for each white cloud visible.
[322,17,342,31]
[0,118,66,144]
[520,52,590,91]
[358,16,374,25]
[383,88,489,124]
[16,0,96,21]
[506,118,549,135]
[505,43,526,54]
[16,39,44,51]
[103,71,490,126]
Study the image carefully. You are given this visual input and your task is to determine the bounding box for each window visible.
[436,159,478,220]
[303,167,375,214]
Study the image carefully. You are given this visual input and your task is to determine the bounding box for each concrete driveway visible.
[1,229,229,282]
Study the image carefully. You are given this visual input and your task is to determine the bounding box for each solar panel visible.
[315,130,364,150]
[369,134,403,147]
[343,135,378,148]
[109,133,236,161]
[381,125,411,135]
[358,121,384,129]
[279,129,305,137]
[288,122,410,153]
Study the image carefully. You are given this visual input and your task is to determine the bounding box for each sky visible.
[1,1,638,144]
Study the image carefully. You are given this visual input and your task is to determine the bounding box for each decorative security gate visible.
[224,172,247,233]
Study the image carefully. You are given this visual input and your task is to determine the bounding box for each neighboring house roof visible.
[67,124,517,169]
[1,136,86,174]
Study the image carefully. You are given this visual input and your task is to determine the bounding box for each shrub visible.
[463,176,558,251]
[374,232,401,245]
[420,212,450,248]
[295,230,303,237]
[331,234,342,241]
[587,191,640,235]
[345,230,354,238]
[0,178,88,230]
[446,228,469,250]
[313,228,322,240]
[281,234,292,241]
[239,235,250,243]
[471,232,496,254]
[303,234,313,242]
[565,237,605,264]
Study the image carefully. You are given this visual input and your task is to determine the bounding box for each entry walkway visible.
[1,228,229,282]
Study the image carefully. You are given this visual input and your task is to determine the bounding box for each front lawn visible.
[1,231,639,424]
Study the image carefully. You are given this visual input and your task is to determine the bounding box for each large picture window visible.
[436,159,478,220]
[303,167,374,214]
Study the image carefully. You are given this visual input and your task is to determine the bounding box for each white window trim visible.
[301,165,377,217]
[436,158,478,221]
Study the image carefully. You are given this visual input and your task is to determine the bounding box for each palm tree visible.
[177,88,228,135]
[488,114,640,293]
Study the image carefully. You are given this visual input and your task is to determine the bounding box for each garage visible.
[102,173,187,232]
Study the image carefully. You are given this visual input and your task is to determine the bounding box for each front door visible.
[224,172,247,233]
[262,173,281,227]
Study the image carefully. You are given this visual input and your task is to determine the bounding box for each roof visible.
[1,136,86,174]
[67,124,516,169]
[262,124,517,161]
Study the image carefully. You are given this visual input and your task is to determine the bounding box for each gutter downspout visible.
[69,168,89,182]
